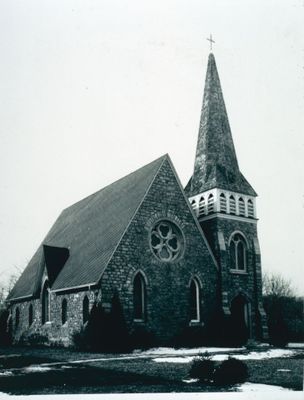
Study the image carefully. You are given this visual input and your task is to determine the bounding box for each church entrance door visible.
[230,294,251,345]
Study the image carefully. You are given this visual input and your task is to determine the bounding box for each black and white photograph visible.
[0,1,303,399]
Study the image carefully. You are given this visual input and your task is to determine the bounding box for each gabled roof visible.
[187,53,256,197]
[8,155,166,301]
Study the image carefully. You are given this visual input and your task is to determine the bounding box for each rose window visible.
[150,220,184,261]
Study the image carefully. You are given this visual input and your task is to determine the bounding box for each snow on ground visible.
[153,348,298,363]
[136,346,246,356]
[0,371,13,377]
[236,382,293,392]
[24,365,52,373]
[287,343,304,349]
[182,378,199,383]
[181,380,294,392]
[212,349,296,361]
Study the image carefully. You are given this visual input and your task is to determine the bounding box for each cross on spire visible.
[206,34,215,52]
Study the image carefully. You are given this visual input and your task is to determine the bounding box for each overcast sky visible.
[0,0,303,295]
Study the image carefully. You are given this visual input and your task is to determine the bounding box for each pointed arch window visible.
[83,296,90,324]
[247,199,254,218]
[29,304,33,327]
[190,199,196,211]
[190,278,200,322]
[207,194,214,214]
[230,233,247,271]
[42,280,50,324]
[238,197,245,216]
[198,196,205,216]
[133,272,146,321]
[61,298,68,325]
[15,307,20,329]
[220,193,227,213]
[229,195,236,214]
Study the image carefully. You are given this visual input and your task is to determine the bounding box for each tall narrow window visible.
[133,272,146,321]
[61,299,67,325]
[229,195,236,214]
[190,278,200,322]
[207,194,214,214]
[230,233,247,271]
[248,199,254,218]
[29,304,33,327]
[15,307,20,329]
[198,196,205,216]
[239,198,245,216]
[42,281,50,324]
[219,193,227,213]
[190,199,196,211]
[83,296,90,324]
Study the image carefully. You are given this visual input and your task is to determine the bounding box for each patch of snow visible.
[287,343,304,349]
[137,346,245,356]
[153,348,298,364]
[228,349,295,360]
[236,382,293,392]
[153,357,194,363]
[0,354,21,359]
[213,349,296,361]
[24,365,52,373]
[182,378,199,383]
[0,392,10,397]
[277,369,291,372]
[0,371,13,376]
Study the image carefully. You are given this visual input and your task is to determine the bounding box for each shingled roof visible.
[8,155,166,301]
[186,53,256,197]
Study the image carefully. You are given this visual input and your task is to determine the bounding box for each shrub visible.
[17,332,48,347]
[213,357,248,385]
[189,352,215,382]
[0,309,12,346]
[72,293,131,353]
[72,325,89,351]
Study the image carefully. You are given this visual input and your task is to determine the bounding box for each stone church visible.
[7,53,268,347]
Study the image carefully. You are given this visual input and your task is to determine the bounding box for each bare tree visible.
[262,272,295,298]
[0,266,22,311]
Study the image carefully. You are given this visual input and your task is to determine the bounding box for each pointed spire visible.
[188,53,256,197]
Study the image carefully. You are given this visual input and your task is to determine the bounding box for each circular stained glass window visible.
[150,220,184,261]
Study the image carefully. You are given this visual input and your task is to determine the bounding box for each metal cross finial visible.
[206,34,215,51]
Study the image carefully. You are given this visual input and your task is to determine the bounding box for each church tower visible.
[186,52,268,342]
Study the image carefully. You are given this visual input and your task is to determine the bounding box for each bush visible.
[263,294,304,346]
[213,357,248,385]
[72,325,89,351]
[73,293,131,353]
[0,309,12,346]
[189,352,215,382]
[17,333,48,347]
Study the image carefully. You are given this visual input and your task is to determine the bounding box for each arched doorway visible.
[230,294,251,345]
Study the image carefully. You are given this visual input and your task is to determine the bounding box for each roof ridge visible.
[62,154,168,215]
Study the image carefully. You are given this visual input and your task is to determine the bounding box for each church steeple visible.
[188,53,256,198]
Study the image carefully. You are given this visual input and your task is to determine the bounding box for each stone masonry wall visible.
[10,289,96,346]
[101,159,219,344]
[200,216,267,339]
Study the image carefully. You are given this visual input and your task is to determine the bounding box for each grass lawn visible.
[0,346,303,394]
